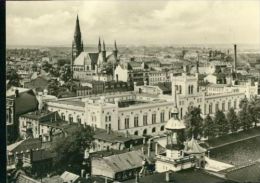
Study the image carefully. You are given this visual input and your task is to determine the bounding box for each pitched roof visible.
[7,138,42,154]
[98,150,145,172]
[183,137,206,154]
[74,52,99,66]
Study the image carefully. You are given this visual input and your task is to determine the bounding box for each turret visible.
[113,40,118,61]
[98,37,101,53]
[102,40,106,62]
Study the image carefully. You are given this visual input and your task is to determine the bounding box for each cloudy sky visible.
[6,0,260,46]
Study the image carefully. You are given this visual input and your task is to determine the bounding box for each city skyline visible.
[7,0,260,46]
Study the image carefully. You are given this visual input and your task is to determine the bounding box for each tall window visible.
[215,103,219,113]
[160,112,165,122]
[125,118,129,129]
[105,115,111,122]
[209,103,212,114]
[204,104,207,114]
[77,116,81,123]
[61,113,65,121]
[179,85,182,94]
[222,102,225,111]
[180,108,183,119]
[168,111,171,119]
[191,85,194,94]
[228,101,231,110]
[152,114,156,124]
[134,116,139,127]
[69,114,73,123]
[143,115,148,126]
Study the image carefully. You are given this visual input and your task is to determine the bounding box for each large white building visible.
[46,72,258,137]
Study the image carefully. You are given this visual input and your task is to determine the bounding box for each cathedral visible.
[71,15,119,81]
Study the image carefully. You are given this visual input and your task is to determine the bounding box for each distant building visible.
[114,61,149,85]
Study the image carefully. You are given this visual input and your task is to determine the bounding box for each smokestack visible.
[234,44,237,71]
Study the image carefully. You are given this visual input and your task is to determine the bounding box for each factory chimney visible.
[234,44,237,71]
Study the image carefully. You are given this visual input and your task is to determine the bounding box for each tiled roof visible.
[101,150,145,172]
[7,138,42,154]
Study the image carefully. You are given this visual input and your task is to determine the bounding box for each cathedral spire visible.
[98,37,101,53]
[114,40,118,51]
[102,40,106,51]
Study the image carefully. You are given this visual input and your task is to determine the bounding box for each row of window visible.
[133,125,165,136]
[124,112,166,129]
[205,100,237,114]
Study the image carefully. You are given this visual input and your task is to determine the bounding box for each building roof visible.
[165,115,186,130]
[94,128,142,143]
[7,88,39,115]
[60,171,80,183]
[31,149,56,162]
[96,150,145,173]
[183,137,206,154]
[74,52,99,66]
[124,169,237,183]
[7,138,42,154]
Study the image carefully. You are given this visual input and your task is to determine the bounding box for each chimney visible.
[15,89,19,98]
[165,172,171,182]
[234,44,237,71]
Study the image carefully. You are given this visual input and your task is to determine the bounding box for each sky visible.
[6,0,260,46]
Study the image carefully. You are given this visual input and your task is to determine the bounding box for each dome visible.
[165,116,186,130]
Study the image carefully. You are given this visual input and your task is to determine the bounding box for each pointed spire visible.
[98,37,101,52]
[74,14,81,37]
[114,40,118,51]
[102,40,106,51]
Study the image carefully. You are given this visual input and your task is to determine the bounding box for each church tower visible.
[102,40,106,62]
[72,15,84,63]
[113,40,118,61]
[98,37,101,53]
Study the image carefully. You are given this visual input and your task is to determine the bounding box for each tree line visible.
[184,96,260,140]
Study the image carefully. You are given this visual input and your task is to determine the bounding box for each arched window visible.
[222,102,225,111]
[69,114,73,123]
[209,103,213,114]
[152,127,156,133]
[134,131,138,136]
[215,102,219,112]
[160,126,164,131]
[191,85,194,94]
[61,113,65,121]
[77,115,81,124]
[143,129,147,136]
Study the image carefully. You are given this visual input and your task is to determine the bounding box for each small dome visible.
[165,116,186,130]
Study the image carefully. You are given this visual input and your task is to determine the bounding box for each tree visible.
[60,64,72,82]
[41,61,52,73]
[214,110,229,136]
[6,69,21,87]
[51,125,94,173]
[203,114,216,139]
[248,96,260,127]
[184,107,203,139]
[226,108,239,133]
[47,79,60,96]
[238,98,253,131]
